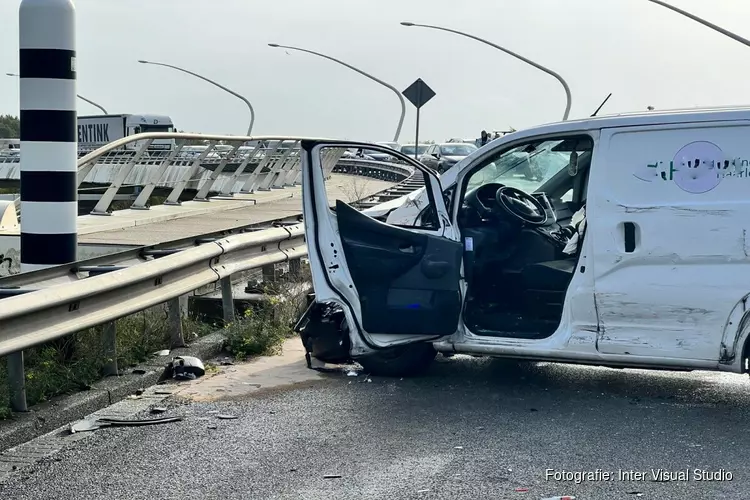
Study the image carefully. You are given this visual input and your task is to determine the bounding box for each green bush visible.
[224,268,311,360]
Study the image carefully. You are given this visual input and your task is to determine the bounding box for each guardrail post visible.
[101,321,118,376]
[7,352,28,412]
[289,258,301,277]
[168,297,186,348]
[221,276,235,324]
[262,264,276,283]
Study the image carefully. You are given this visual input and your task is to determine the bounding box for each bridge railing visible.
[1,133,415,216]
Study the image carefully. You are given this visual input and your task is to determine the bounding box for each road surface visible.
[0,339,747,499]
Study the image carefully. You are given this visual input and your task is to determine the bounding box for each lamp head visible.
[268,43,280,48]
[400,22,415,26]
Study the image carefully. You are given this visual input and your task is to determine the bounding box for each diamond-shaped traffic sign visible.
[402,78,436,109]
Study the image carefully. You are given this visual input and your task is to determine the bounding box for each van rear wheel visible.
[357,343,437,377]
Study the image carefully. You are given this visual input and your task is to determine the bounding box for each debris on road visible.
[150,407,168,414]
[417,489,430,493]
[514,487,529,492]
[157,356,206,382]
[154,349,170,357]
[69,415,183,433]
[216,414,238,420]
[132,369,147,375]
[346,370,358,377]
[541,496,576,500]
[323,474,342,479]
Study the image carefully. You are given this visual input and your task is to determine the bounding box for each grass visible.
[0,264,312,419]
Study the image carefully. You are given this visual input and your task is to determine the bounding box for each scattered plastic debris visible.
[626,493,644,497]
[158,356,206,382]
[154,350,170,357]
[154,390,173,395]
[514,487,529,492]
[220,358,234,366]
[417,489,430,494]
[70,415,182,433]
[216,414,238,420]
[346,370,358,377]
[207,424,217,430]
[150,407,167,414]
[541,496,575,500]
[323,474,342,479]
[126,395,142,400]
[454,446,463,450]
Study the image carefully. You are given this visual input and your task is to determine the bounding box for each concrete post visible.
[8,0,78,413]
[19,0,78,271]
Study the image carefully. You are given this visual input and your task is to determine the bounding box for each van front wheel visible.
[357,343,437,377]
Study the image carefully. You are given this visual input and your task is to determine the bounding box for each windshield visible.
[140,124,174,133]
[401,145,428,156]
[466,139,574,193]
[440,144,476,156]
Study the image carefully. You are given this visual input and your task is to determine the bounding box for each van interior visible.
[456,136,594,339]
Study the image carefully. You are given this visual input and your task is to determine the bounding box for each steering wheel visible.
[495,186,548,226]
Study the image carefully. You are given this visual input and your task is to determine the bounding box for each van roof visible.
[511,105,750,140]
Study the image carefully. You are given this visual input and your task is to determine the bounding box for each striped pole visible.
[19,0,78,273]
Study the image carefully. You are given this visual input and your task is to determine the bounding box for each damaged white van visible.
[297,106,750,377]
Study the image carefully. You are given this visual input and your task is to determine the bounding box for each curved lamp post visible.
[268,43,406,142]
[400,22,572,121]
[647,0,750,48]
[137,60,255,135]
[6,72,108,114]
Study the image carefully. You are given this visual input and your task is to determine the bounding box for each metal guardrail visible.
[0,135,420,412]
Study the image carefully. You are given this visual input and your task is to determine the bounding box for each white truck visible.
[77,114,176,153]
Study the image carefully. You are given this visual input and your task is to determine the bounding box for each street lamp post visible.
[137,60,255,135]
[647,0,750,48]
[6,72,108,114]
[268,43,406,142]
[400,22,572,121]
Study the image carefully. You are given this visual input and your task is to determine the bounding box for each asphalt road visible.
[0,345,748,500]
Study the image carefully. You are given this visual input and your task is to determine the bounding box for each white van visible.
[297,106,750,377]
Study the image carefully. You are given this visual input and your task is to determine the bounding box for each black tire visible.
[357,343,438,377]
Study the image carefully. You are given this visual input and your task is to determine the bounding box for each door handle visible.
[623,222,637,253]
[398,244,416,254]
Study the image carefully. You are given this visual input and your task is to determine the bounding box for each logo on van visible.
[633,141,749,194]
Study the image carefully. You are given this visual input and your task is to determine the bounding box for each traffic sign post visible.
[402,78,436,159]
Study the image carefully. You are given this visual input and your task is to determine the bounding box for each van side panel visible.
[589,121,750,362]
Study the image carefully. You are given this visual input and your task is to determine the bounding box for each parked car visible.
[361,142,401,162]
[296,106,750,378]
[399,143,429,158]
[418,143,478,173]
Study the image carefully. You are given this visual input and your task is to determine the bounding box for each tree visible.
[0,115,20,138]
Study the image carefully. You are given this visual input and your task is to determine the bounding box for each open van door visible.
[301,140,463,352]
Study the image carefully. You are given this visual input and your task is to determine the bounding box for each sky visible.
[0,0,749,143]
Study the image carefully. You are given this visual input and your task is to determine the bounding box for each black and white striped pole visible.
[8,0,78,412]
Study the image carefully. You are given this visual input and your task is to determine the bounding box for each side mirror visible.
[432,152,440,159]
